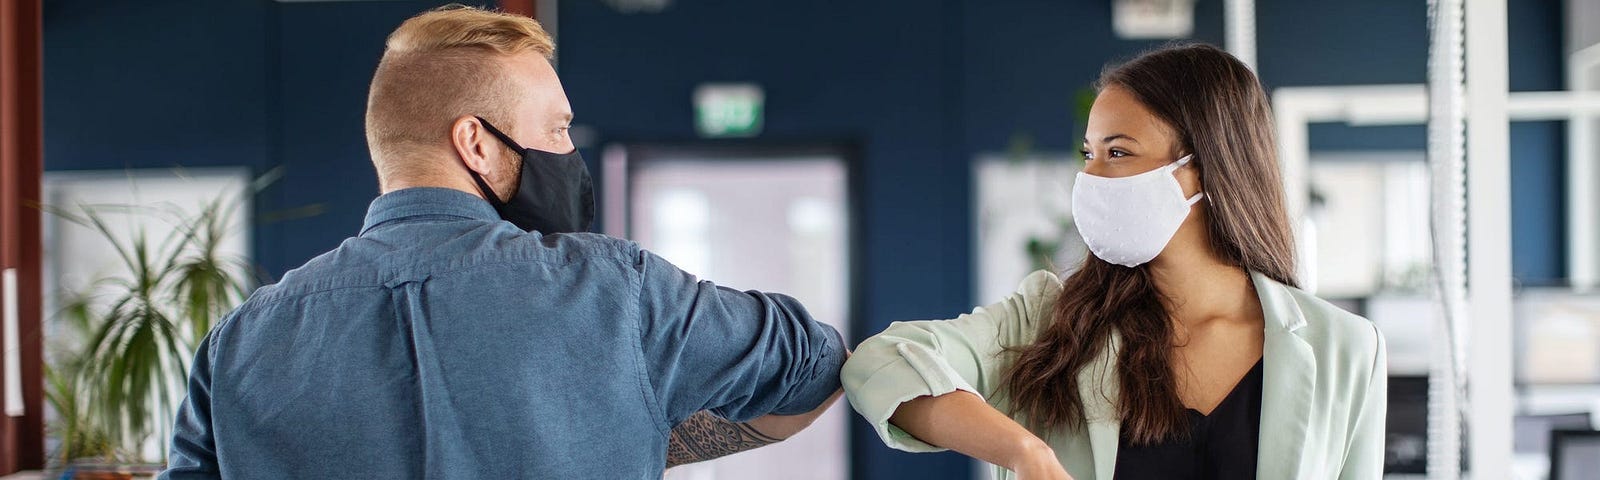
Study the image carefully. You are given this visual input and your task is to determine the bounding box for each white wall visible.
[1570,0,1600,55]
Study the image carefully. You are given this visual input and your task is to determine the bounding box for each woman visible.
[841,44,1386,480]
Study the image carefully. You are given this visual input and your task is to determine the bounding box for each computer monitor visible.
[1550,429,1600,480]
[1385,376,1429,474]
[1516,413,1594,455]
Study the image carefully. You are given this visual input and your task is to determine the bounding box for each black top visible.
[1113,359,1265,480]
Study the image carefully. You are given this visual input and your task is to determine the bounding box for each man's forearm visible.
[665,411,785,468]
[665,331,850,468]
[665,389,844,468]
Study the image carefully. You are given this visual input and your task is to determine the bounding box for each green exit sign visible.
[694,83,764,138]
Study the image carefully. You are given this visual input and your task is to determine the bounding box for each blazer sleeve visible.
[1339,322,1388,480]
[841,270,1061,452]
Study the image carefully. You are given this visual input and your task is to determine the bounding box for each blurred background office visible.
[0,0,1597,478]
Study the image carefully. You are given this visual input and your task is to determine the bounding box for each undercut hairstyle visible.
[364,4,554,187]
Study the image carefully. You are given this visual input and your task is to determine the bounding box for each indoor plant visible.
[42,172,279,476]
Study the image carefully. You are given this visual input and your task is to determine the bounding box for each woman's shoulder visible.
[1009,269,1065,331]
[1271,280,1386,373]
[1016,269,1065,303]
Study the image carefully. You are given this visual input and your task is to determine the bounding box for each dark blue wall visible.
[44,0,458,279]
[556,2,974,477]
[44,0,271,171]
[41,0,1569,292]
[263,0,460,278]
[1506,0,1568,286]
[43,0,1568,478]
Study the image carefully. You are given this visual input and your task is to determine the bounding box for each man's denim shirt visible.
[161,187,846,479]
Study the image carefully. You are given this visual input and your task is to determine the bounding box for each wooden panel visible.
[0,0,45,471]
[500,0,538,18]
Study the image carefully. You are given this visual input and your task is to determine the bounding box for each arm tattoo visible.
[665,411,785,468]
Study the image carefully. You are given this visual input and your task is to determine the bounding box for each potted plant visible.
[41,173,278,478]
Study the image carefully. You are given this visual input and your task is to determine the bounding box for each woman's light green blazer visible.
[841,270,1387,480]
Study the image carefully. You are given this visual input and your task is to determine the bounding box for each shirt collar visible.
[359,187,500,236]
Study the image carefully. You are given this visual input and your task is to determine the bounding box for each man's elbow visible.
[751,337,850,440]
[748,388,845,440]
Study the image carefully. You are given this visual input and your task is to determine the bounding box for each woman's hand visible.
[1013,455,1072,479]
[1007,438,1073,480]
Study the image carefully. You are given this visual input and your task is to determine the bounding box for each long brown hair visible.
[1000,44,1299,444]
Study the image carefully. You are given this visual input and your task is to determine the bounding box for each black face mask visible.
[465,116,594,234]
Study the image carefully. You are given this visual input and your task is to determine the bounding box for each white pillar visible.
[1426,0,1467,476]
[1568,44,1600,291]
[1465,0,1514,477]
[1225,0,1256,70]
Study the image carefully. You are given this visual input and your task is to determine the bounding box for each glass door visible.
[608,143,855,480]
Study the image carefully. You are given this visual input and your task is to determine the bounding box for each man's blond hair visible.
[365,5,554,187]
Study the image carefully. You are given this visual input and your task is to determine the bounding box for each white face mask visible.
[1071,154,1204,267]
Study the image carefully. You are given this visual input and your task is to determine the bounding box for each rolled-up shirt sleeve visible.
[841,270,1061,452]
[635,249,846,426]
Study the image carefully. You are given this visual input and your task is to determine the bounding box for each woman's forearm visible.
[889,390,1056,471]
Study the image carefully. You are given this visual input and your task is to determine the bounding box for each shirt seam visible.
[202,310,239,453]
[629,255,672,436]
[359,213,489,236]
[250,251,635,304]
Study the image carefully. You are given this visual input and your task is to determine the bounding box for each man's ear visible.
[450,115,493,176]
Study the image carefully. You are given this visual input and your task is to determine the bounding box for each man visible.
[161,6,845,478]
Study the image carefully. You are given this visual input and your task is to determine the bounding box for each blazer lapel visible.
[1078,332,1123,480]
[1252,272,1316,480]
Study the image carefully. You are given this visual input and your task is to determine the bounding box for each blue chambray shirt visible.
[161,187,846,479]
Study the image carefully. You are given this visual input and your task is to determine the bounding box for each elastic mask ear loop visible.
[474,116,529,152]
[466,117,527,207]
[1172,154,1205,206]
[1173,154,1195,168]
[463,157,506,207]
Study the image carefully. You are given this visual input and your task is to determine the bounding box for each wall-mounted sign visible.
[694,83,764,138]
[1113,0,1195,39]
